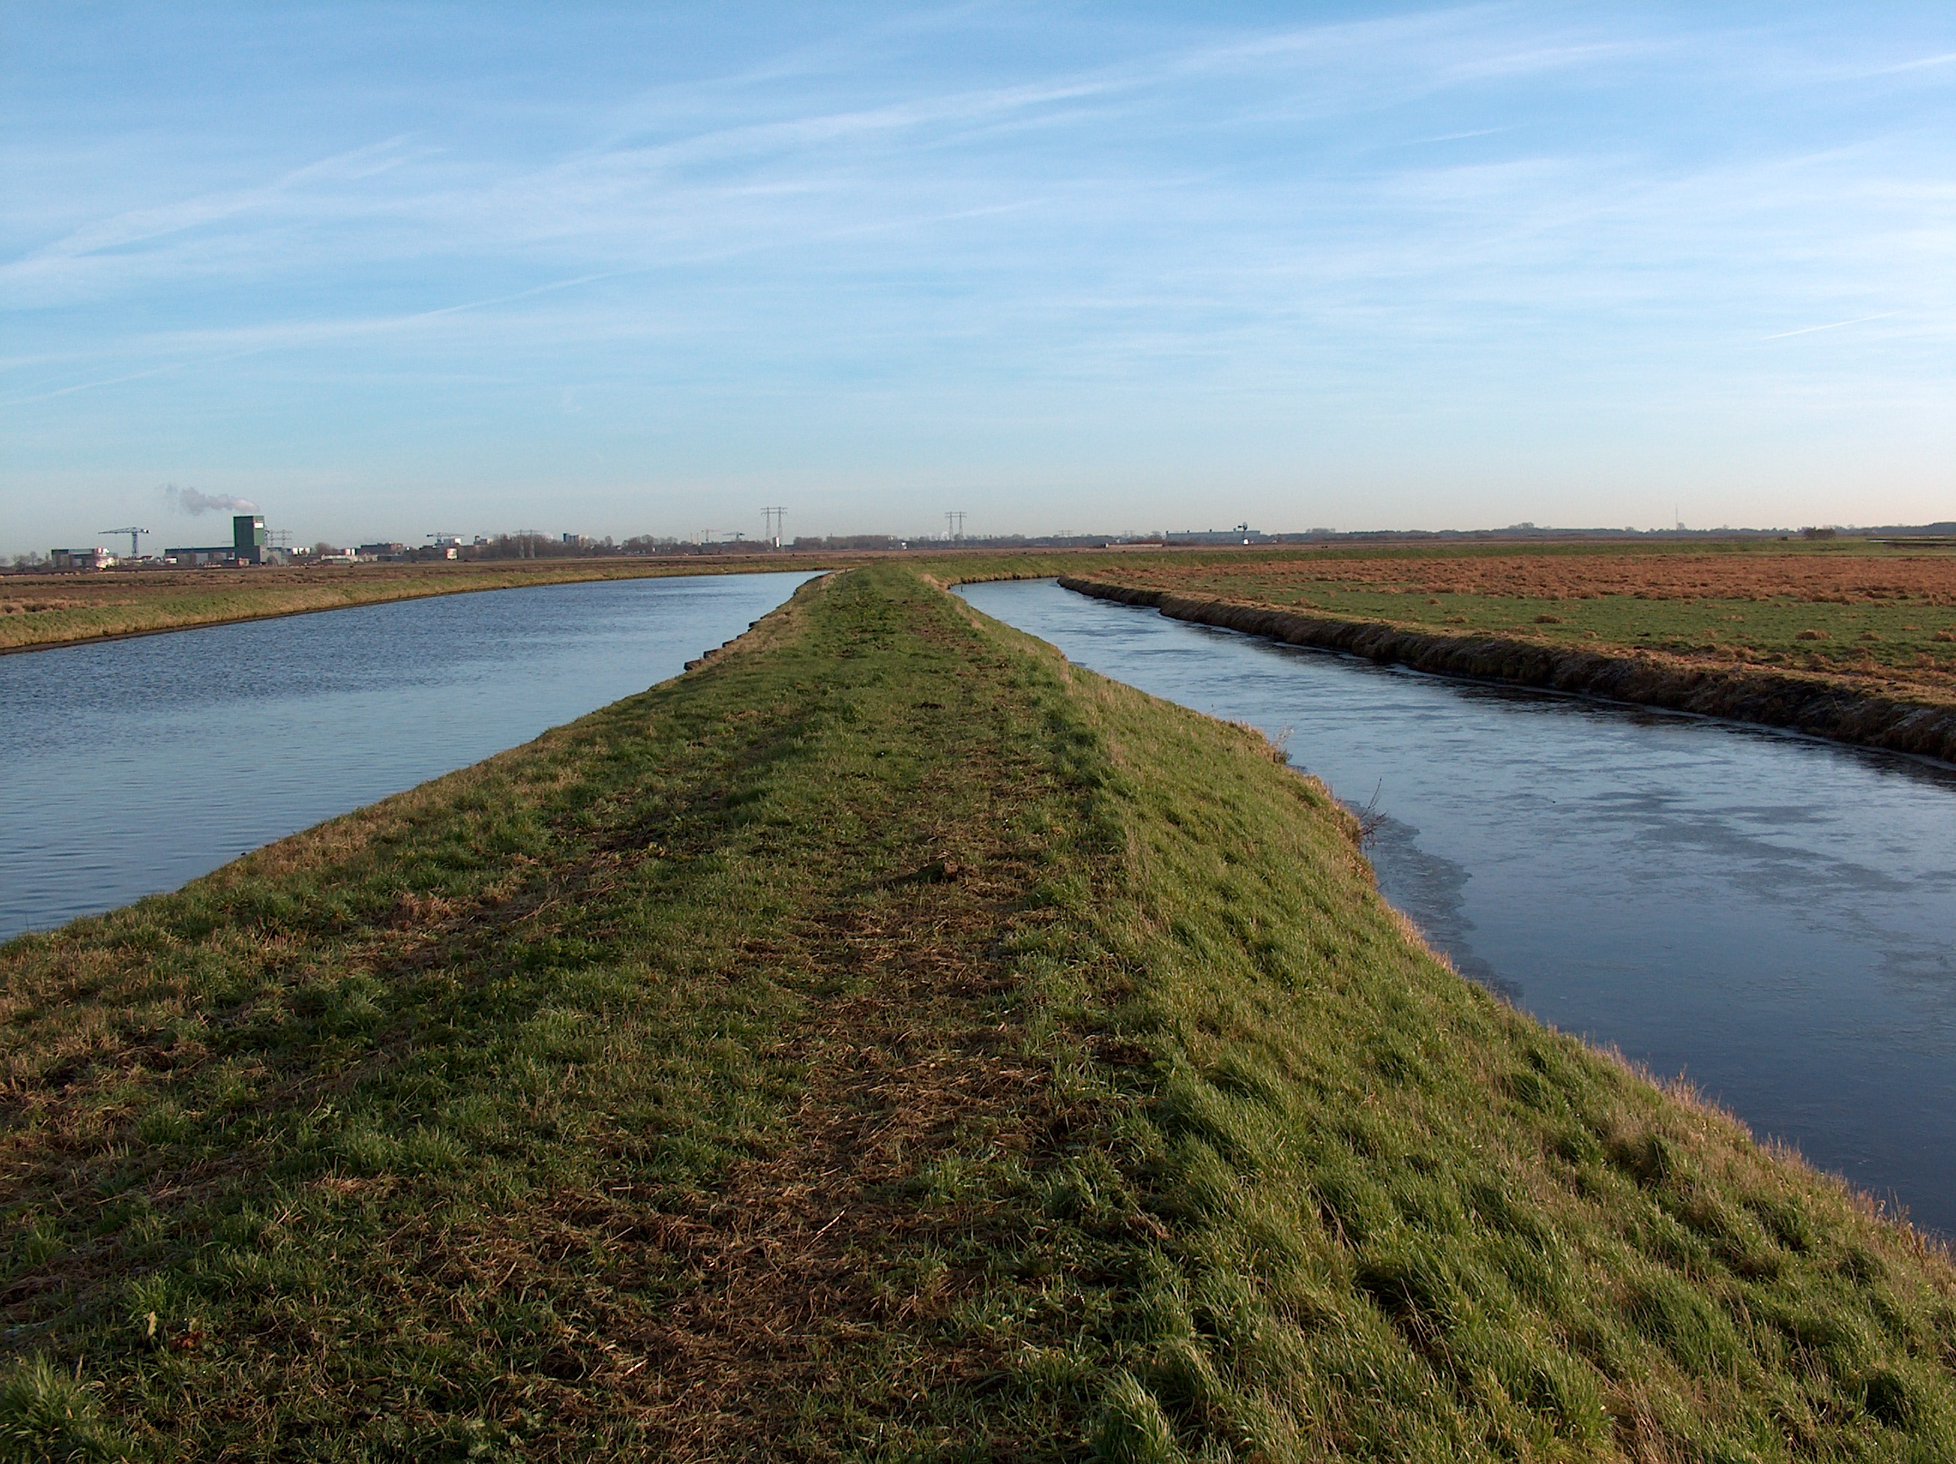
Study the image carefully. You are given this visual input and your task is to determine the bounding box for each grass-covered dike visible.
[3,564,1953,1460]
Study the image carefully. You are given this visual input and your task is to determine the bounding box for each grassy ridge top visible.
[3,565,1952,1459]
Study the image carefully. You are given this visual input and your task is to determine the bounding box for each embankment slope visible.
[3,565,1952,1460]
[1060,575,1956,765]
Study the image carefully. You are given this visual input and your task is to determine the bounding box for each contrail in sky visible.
[1761,311,1902,341]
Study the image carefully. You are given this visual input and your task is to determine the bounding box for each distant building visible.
[233,513,266,565]
[165,514,270,567]
[1166,524,1270,546]
[49,547,113,571]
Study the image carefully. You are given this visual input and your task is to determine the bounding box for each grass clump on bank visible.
[3,564,1953,1459]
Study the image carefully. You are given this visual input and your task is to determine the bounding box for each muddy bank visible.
[1058,576,1956,764]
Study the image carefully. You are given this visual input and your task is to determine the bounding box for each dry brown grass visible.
[616,879,1059,1455]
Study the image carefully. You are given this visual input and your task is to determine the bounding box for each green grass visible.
[3,564,1952,1459]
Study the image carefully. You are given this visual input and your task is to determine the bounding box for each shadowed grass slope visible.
[2,564,1952,1460]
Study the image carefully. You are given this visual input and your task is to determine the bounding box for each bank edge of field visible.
[3,564,1954,1460]
[1059,575,1956,766]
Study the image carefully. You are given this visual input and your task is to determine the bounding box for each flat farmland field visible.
[1073,543,1956,705]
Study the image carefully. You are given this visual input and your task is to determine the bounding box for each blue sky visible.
[3,3,1952,554]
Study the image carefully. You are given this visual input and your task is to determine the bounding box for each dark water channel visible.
[0,572,814,942]
[961,578,1956,1236]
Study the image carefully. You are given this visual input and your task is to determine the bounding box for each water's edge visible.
[1058,575,1956,765]
[966,577,1956,1234]
[0,572,819,941]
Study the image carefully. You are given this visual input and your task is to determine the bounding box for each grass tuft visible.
[0,1357,137,1462]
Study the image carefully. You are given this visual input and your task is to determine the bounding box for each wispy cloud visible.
[5,138,419,282]
[3,5,1677,313]
[0,269,656,405]
[4,2,1954,545]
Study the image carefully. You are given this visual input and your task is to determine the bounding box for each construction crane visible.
[99,527,150,559]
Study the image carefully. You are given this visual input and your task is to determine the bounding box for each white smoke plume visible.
[164,484,259,515]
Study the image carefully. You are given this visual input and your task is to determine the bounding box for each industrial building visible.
[48,546,114,571]
[166,513,267,567]
[1166,524,1271,546]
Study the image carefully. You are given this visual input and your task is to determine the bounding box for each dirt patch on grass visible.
[620,874,1058,1455]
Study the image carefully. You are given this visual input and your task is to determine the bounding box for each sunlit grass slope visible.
[3,565,1952,1460]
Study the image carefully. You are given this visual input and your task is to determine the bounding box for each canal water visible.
[960,578,1956,1236]
[0,571,814,942]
